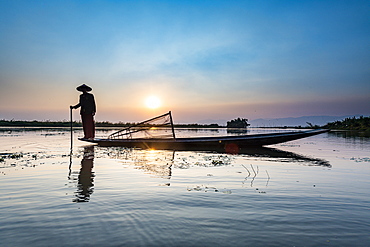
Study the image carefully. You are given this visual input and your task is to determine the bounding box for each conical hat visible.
[76,84,92,92]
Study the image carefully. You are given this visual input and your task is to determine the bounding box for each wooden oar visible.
[70,107,73,149]
[69,106,73,178]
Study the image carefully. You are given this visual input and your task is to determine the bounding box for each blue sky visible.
[0,0,369,123]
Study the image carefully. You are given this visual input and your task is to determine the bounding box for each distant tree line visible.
[322,116,370,131]
[174,123,220,128]
[0,119,221,128]
[0,119,76,127]
[0,119,132,128]
[226,118,250,128]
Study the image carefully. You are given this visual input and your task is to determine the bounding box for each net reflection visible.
[103,147,173,181]
[131,150,173,181]
[72,146,95,202]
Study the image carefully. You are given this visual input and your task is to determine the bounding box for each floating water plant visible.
[8,153,23,159]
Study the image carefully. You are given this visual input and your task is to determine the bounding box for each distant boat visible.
[79,112,329,151]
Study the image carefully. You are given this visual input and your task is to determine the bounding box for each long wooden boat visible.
[78,112,329,151]
[79,129,329,149]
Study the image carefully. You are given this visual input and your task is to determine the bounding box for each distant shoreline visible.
[1,116,368,132]
[0,120,222,128]
[0,120,310,129]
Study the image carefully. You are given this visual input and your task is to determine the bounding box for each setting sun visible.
[145,96,161,109]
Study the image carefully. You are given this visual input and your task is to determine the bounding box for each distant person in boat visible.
[70,84,96,139]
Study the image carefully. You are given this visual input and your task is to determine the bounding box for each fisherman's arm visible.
[70,103,80,109]
[70,95,82,109]
[92,95,96,115]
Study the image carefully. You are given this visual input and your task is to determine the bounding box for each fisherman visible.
[70,84,96,139]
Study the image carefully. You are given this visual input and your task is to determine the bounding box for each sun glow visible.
[145,96,161,109]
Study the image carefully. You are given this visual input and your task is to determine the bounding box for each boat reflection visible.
[99,145,331,181]
[237,146,331,167]
[71,146,95,202]
[170,146,330,168]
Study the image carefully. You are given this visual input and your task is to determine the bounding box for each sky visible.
[0,0,369,124]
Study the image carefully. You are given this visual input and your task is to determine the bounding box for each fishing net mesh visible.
[108,112,175,139]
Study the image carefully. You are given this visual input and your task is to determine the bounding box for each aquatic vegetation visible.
[0,151,71,169]
[256,188,267,194]
[187,185,232,194]
[350,157,370,162]
[8,153,23,159]
[173,153,234,169]
[211,160,224,166]
[241,164,271,189]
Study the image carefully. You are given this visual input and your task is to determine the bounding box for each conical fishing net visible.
[108,112,176,139]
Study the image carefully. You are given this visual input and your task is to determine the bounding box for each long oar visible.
[69,106,73,178]
[70,107,73,149]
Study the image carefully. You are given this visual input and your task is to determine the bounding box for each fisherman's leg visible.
[91,116,95,138]
[81,114,89,138]
[83,114,94,138]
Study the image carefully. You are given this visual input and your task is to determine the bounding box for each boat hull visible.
[79,129,329,150]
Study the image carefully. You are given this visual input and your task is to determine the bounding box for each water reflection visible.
[100,145,331,180]
[67,145,330,201]
[240,147,331,167]
[132,150,173,181]
[107,148,173,184]
[72,146,95,202]
[329,130,370,138]
[226,128,248,135]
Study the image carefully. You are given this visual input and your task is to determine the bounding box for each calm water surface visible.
[0,128,369,247]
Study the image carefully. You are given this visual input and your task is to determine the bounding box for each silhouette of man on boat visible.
[70,84,96,139]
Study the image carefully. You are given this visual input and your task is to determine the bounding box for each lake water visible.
[0,127,369,247]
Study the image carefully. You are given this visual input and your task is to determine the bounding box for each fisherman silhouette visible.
[70,84,96,139]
